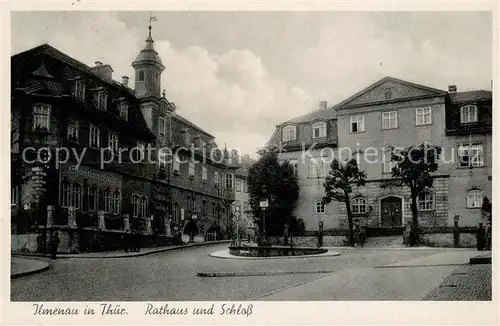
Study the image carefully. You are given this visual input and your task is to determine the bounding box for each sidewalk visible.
[254,249,483,300]
[12,240,230,259]
[11,257,50,279]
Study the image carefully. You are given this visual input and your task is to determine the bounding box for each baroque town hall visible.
[11,24,239,252]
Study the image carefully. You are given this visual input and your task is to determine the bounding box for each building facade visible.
[232,155,256,236]
[11,25,237,252]
[265,77,492,231]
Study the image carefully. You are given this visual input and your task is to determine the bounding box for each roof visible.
[449,90,492,104]
[12,43,135,95]
[235,156,256,178]
[280,105,338,126]
[173,113,214,139]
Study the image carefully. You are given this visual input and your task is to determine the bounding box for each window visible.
[61,181,70,207]
[467,189,482,208]
[214,172,221,188]
[236,179,242,192]
[119,101,128,121]
[33,104,51,131]
[158,117,165,136]
[202,166,208,183]
[243,181,248,193]
[187,197,194,213]
[289,159,299,177]
[173,154,180,173]
[95,90,107,110]
[225,173,234,189]
[460,105,478,124]
[138,70,145,82]
[382,111,398,129]
[11,186,19,206]
[67,120,79,142]
[73,80,86,100]
[458,144,484,167]
[352,197,367,214]
[382,150,397,174]
[134,141,145,162]
[315,201,325,214]
[308,158,327,178]
[72,183,82,209]
[350,115,364,133]
[140,197,148,217]
[112,190,121,214]
[184,130,191,145]
[188,161,195,179]
[416,107,432,126]
[202,200,208,216]
[108,132,119,153]
[172,203,179,222]
[88,186,98,212]
[418,191,434,211]
[282,125,297,141]
[89,124,100,148]
[104,189,112,213]
[132,195,140,217]
[312,122,327,138]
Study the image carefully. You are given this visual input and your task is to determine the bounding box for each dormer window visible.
[460,105,478,124]
[282,125,296,141]
[33,104,51,131]
[72,79,85,100]
[312,121,327,139]
[95,89,107,110]
[119,101,128,121]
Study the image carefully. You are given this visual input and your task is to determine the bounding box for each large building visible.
[11,25,238,252]
[232,155,256,236]
[264,77,492,231]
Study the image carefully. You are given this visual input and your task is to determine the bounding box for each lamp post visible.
[259,185,268,244]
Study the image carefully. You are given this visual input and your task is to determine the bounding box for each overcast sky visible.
[11,11,492,157]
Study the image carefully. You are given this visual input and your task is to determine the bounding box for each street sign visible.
[234,211,241,220]
[192,214,197,220]
[235,206,240,212]
[259,200,268,208]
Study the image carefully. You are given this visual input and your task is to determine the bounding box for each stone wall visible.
[419,232,476,248]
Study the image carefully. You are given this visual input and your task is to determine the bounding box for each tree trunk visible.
[410,193,419,246]
[345,194,355,246]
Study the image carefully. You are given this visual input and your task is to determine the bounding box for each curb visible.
[197,270,335,277]
[469,256,492,265]
[12,240,231,259]
[11,262,51,279]
[209,249,341,260]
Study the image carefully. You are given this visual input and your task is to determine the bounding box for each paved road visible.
[10,243,481,301]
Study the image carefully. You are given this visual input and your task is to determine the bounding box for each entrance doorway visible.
[380,197,403,226]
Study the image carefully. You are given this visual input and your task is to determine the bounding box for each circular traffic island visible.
[209,245,340,260]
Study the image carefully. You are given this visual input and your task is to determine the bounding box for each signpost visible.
[259,199,269,244]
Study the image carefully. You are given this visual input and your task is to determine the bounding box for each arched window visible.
[312,121,327,138]
[202,200,208,216]
[104,189,112,213]
[72,183,82,209]
[282,125,297,141]
[88,186,98,212]
[112,190,121,215]
[132,195,140,217]
[467,189,482,208]
[61,180,70,207]
[460,105,478,124]
[418,191,434,211]
[140,196,148,218]
[352,196,367,214]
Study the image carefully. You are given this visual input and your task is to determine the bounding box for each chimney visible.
[319,100,328,110]
[91,61,113,82]
[448,85,457,93]
[122,76,129,87]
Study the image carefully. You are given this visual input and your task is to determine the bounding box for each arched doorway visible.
[380,196,403,227]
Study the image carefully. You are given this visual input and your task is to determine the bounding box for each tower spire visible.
[148,12,157,42]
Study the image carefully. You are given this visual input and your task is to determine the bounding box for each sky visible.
[11,11,492,157]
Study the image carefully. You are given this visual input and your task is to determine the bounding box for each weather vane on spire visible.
[148,12,157,37]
